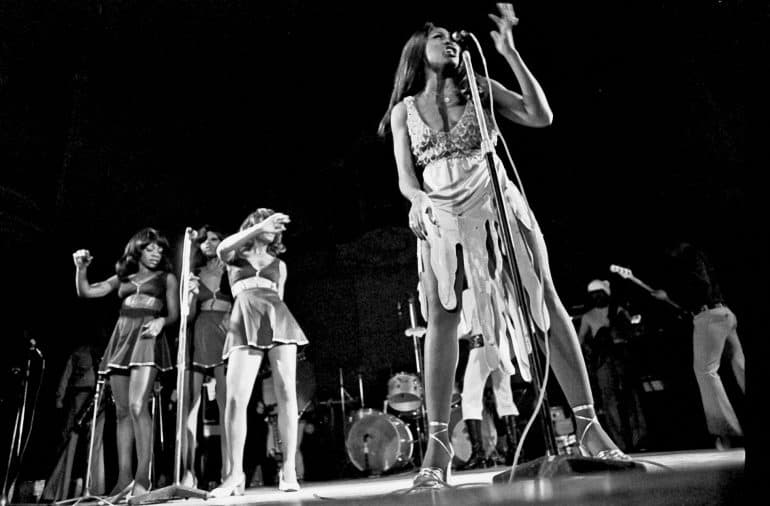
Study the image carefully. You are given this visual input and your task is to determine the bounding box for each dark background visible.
[1,0,767,484]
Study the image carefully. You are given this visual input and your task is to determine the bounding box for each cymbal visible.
[405,326,427,338]
[318,398,359,406]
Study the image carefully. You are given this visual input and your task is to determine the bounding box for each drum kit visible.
[340,295,484,475]
[337,296,426,475]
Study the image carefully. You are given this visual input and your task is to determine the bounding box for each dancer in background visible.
[182,225,233,488]
[72,228,177,498]
[379,2,627,488]
[208,209,308,497]
[457,289,519,469]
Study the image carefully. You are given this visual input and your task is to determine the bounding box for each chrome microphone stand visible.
[128,227,207,505]
[460,37,642,480]
[1,341,43,506]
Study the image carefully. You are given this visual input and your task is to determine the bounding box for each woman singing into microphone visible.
[379,2,628,489]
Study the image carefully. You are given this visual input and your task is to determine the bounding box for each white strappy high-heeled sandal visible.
[572,404,631,461]
[412,421,455,489]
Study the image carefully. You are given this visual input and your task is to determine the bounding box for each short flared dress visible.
[222,256,308,359]
[404,95,551,381]
[191,269,232,373]
[99,272,174,375]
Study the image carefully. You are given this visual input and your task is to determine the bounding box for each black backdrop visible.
[1,0,767,484]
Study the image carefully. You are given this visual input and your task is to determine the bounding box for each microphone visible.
[451,30,470,44]
[29,338,43,358]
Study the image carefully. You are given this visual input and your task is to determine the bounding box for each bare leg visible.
[213,364,230,479]
[522,225,620,455]
[419,242,463,475]
[128,366,158,494]
[109,374,134,494]
[183,370,204,486]
[268,344,299,489]
[296,420,306,481]
[219,348,263,489]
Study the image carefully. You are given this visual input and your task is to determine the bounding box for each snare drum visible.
[346,409,414,474]
[386,372,423,412]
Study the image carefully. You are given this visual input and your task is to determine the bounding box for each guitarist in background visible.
[651,241,745,450]
[578,280,648,453]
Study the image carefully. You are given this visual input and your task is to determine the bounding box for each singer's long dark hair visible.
[115,228,173,281]
[377,22,488,137]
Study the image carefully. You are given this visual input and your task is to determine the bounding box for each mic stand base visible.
[492,454,644,482]
[53,491,104,506]
[127,485,208,505]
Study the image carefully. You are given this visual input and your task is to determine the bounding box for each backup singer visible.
[72,228,178,498]
[181,226,233,488]
[208,209,308,497]
[379,3,627,488]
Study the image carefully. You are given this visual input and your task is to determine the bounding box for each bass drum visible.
[346,409,414,475]
[448,405,497,468]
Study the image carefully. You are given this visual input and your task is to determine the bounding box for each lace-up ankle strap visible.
[571,404,598,445]
[428,421,452,458]
[571,403,595,415]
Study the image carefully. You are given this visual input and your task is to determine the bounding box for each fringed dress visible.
[222,257,308,359]
[99,272,174,375]
[404,95,550,381]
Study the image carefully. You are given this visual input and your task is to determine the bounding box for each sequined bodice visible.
[404,96,497,168]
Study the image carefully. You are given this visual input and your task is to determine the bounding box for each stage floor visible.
[123,448,745,506]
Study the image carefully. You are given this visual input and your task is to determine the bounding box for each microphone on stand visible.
[28,338,43,359]
[452,30,470,44]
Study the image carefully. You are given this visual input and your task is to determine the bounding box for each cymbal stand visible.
[404,295,426,465]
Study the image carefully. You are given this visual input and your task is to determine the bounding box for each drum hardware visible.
[357,372,365,409]
[336,368,360,440]
[51,374,109,506]
[402,295,427,464]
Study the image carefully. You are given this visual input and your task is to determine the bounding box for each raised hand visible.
[259,213,290,235]
[489,2,520,55]
[73,249,93,269]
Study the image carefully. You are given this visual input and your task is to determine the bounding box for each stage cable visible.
[467,31,552,482]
